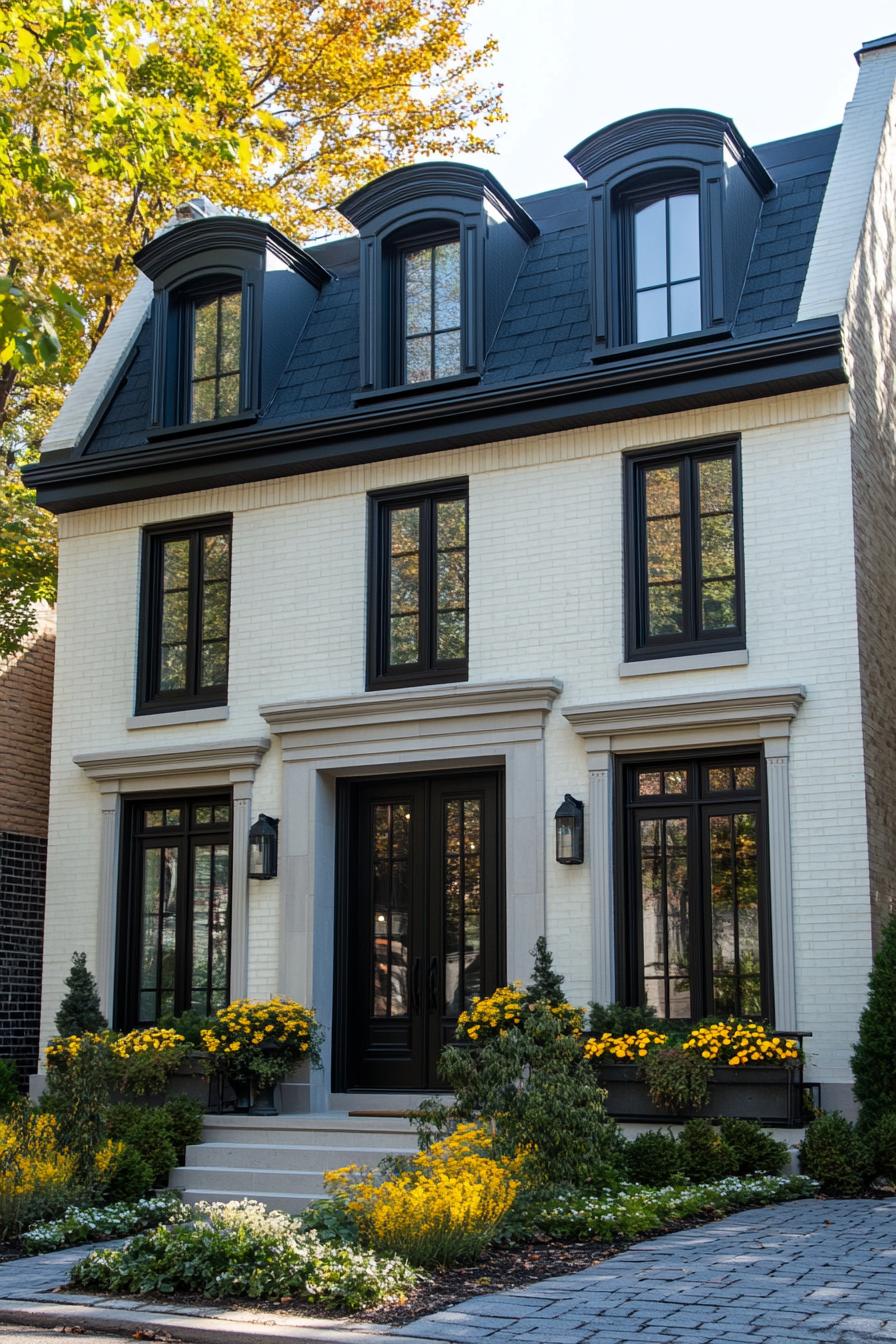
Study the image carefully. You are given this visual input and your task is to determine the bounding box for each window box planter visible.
[596,1053,807,1128]
[113,1049,211,1109]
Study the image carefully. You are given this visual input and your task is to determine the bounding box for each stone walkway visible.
[0,1201,894,1343]
[395,1200,896,1343]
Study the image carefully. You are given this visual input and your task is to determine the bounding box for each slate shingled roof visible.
[83,124,840,456]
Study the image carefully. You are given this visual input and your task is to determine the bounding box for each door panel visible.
[343,771,502,1091]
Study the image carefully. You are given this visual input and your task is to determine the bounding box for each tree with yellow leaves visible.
[0,0,502,652]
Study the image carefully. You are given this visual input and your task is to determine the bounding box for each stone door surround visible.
[74,736,270,1018]
[563,684,806,1029]
[259,678,561,1102]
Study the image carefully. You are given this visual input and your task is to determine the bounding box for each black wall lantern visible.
[555,794,584,864]
[248,814,279,880]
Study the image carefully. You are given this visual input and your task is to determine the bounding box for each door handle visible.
[428,956,439,1011]
[412,957,422,1014]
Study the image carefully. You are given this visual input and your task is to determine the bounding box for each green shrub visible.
[677,1119,738,1182]
[431,1001,624,1189]
[853,915,896,1128]
[0,1060,19,1113]
[71,1199,417,1310]
[865,1111,896,1180]
[55,953,107,1037]
[107,1105,177,1188]
[642,1048,712,1113]
[798,1112,870,1196]
[718,1119,789,1177]
[622,1131,682,1187]
[104,1144,154,1203]
[161,1097,204,1163]
[157,1010,213,1047]
[526,937,567,1006]
[588,1002,660,1037]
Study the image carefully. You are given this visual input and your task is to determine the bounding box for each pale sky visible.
[461,0,896,198]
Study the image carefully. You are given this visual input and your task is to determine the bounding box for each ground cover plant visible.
[21,1191,188,1254]
[70,1198,418,1311]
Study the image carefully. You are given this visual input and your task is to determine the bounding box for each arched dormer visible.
[566,110,774,356]
[339,163,538,396]
[134,205,331,434]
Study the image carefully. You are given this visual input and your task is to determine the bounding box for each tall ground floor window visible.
[116,794,232,1026]
[617,752,770,1021]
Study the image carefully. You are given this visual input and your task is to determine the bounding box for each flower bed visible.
[21,1191,189,1254]
[70,1198,418,1311]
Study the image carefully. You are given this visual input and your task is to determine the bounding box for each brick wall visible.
[846,88,896,950]
[0,605,56,836]
[38,386,874,1091]
[0,831,47,1081]
[0,606,55,1080]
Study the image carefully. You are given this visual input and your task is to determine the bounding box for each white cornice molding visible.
[563,685,806,759]
[260,678,563,764]
[74,736,270,784]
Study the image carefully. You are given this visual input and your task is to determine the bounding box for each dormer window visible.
[134,212,330,437]
[189,287,242,422]
[400,233,461,384]
[565,110,774,358]
[339,163,537,397]
[632,188,701,343]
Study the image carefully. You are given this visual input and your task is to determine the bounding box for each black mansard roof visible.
[29,122,845,512]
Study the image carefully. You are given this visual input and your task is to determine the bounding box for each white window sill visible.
[127,705,230,730]
[618,649,749,678]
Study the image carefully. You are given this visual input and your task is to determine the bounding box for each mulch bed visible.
[360,1237,622,1324]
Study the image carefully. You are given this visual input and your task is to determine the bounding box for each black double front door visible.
[340,770,502,1091]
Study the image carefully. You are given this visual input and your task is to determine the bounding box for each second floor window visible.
[189,289,241,423]
[633,190,701,342]
[399,236,461,384]
[368,482,468,689]
[137,518,232,713]
[625,444,743,660]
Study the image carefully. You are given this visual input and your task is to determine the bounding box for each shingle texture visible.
[82,125,840,455]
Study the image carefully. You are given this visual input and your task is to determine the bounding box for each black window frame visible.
[136,514,232,715]
[168,278,245,429]
[615,748,773,1024]
[367,479,469,691]
[388,224,463,390]
[115,790,233,1028]
[624,438,745,662]
[618,176,703,347]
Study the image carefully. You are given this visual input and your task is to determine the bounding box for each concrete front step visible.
[171,1166,330,1197]
[172,1111,422,1216]
[200,1113,418,1146]
[184,1141,417,1172]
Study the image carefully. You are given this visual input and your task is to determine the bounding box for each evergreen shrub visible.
[798,1112,870,1196]
[852,915,896,1128]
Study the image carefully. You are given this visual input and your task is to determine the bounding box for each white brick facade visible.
[42,385,870,1097]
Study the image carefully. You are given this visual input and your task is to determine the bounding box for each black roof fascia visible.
[134,217,332,289]
[25,321,844,513]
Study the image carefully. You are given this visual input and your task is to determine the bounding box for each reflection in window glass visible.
[371,802,411,1018]
[640,815,691,1018]
[402,240,461,383]
[132,798,231,1024]
[632,448,741,654]
[190,291,241,423]
[388,506,421,667]
[444,796,482,1015]
[634,192,701,342]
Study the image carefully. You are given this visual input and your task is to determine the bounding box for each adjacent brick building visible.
[0,604,55,1081]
